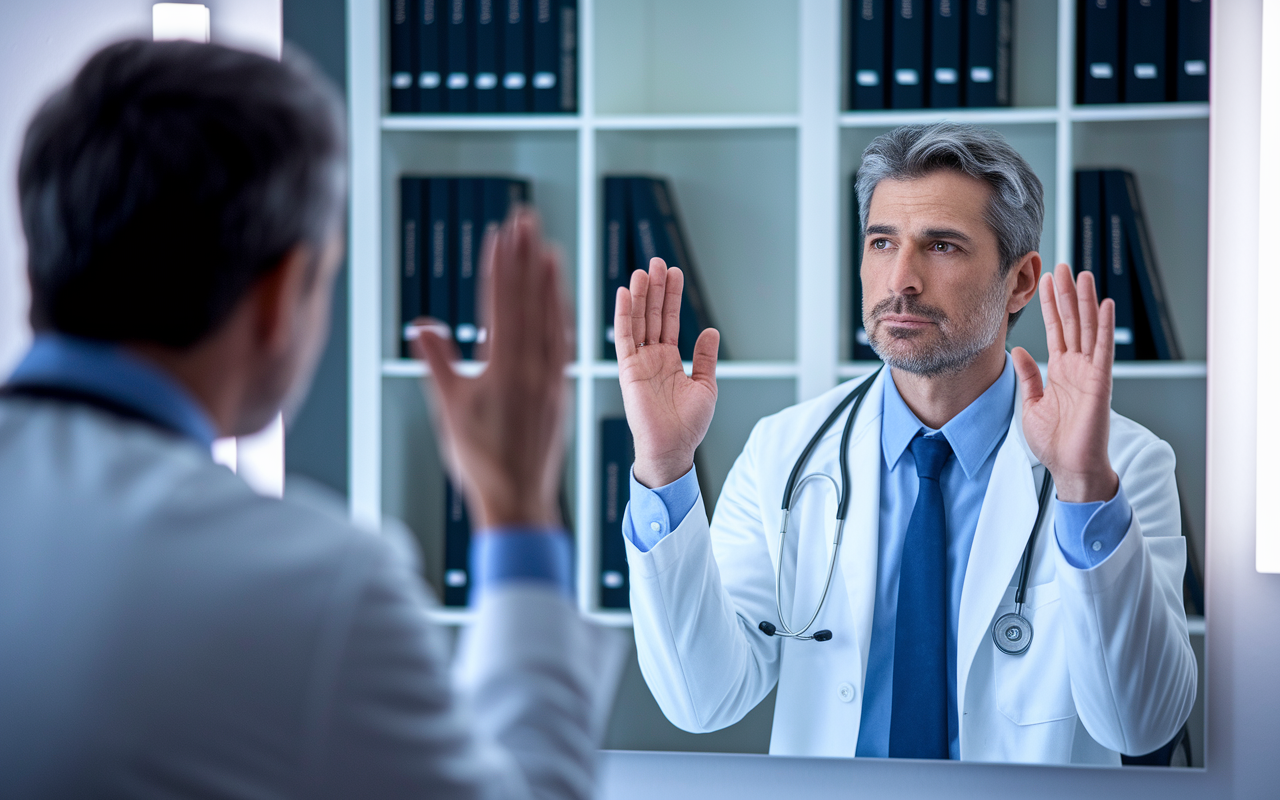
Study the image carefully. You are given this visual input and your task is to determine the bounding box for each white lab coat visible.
[0,396,625,798]
[626,369,1195,764]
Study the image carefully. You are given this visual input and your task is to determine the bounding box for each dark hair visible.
[19,39,346,348]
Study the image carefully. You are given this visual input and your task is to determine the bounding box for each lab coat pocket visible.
[994,583,1077,726]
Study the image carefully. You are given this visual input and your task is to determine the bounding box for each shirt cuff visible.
[622,464,701,554]
[470,528,573,600]
[1053,482,1134,569]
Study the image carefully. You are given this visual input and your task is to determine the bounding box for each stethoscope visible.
[757,366,1055,657]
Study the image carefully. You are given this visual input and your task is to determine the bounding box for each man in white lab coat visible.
[0,40,621,797]
[615,123,1195,764]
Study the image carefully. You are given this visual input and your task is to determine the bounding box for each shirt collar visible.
[881,353,1016,479]
[5,334,218,450]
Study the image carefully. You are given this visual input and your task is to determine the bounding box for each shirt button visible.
[650,521,662,532]
[837,682,855,703]
[1091,541,1102,552]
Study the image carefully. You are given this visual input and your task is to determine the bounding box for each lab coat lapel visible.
[955,386,1040,714]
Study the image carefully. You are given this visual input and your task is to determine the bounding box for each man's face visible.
[861,170,1013,376]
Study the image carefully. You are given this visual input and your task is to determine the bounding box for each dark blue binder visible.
[473,0,501,111]
[966,0,1011,107]
[1073,170,1105,292]
[532,0,577,112]
[443,479,472,606]
[426,179,455,340]
[1173,0,1209,102]
[400,177,424,357]
[850,174,879,361]
[849,0,889,110]
[1124,0,1168,103]
[890,0,928,108]
[417,0,445,112]
[502,0,531,111]
[1079,0,1122,103]
[599,418,634,609]
[454,179,481,359]
[602,177,632,360]
[1121,171,1183,359]
[446,0,473,112]
[390,0,417,112]
[1100,171,1138,360]
[929,0,964,108]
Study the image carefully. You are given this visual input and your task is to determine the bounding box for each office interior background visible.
[0,1,1277,797]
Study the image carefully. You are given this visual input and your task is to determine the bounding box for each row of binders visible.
[601,177,721,361]
[389,0,578,114]
[847,0,1013,110]
[399,176,530,358]
[1078,0,1210,104]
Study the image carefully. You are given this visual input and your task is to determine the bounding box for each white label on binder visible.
[504,72,527,89]
[1089,62,1115,80]
[456,323,478,343]
[1134,63,1158,80]
[934,68,959,84]
[475,73,498,90]
[895,69,920,86]
[419,72,442,89]
[445,569,468,587]
[855,328,870,346]
[392,72,413,89]
[605,326,616,343]
[1115,327,1134,345]
[970,66,994,83]
[533,72,556,89]
[447,72,469,89]
[855,70,880,87]
[1185,60,1207,76]
[602,571,625,589]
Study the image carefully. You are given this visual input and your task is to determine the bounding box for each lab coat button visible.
[837,682,855,703]
[650,521,662,532]
[1091,541,1102,552]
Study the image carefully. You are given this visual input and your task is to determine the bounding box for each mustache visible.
[869,295,948,324]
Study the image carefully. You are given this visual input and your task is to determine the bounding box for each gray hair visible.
[856,123,1044,328]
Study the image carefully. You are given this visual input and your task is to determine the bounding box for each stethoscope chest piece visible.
[992,611,1032,656]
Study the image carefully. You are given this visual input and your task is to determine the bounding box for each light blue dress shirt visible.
[623,353,1133,757]
[6,334,571,599]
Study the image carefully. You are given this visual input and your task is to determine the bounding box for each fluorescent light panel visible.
[1259,0,1280,571]
[153,3,210,43]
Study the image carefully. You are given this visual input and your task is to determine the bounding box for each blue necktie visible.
[889,432,953,759]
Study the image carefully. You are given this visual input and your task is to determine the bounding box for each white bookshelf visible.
[347,10,1209,758]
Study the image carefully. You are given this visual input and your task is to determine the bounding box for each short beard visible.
[865,273,1008,378]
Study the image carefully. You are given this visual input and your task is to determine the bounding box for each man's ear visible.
[251,243,314,356]
[1007,250,1042,315]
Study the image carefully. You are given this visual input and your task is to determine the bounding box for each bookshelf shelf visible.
[380,115,584,132]
[593,114,801,131]
[425,607,475,626]
[1069,102,1211,123]
[840,107,1059,127]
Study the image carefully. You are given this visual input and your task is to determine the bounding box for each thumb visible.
[690,327,720,390]
[1010,346,1044,405]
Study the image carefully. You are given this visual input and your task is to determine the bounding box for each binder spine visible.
[602,177,631,359]
[418,0,445,112]
[849,0,889,110]
[966,0,1012,107]
[427,179,455,339]
[1073,170,1105,292]
[850,174,879,360]
[1124,0,1168,104]
[532,0,575,112]
[558,0,578,113]
[503,0,530,112]
[598,418,634,609]
[1174,0,1209,102]
[455,179,481,359]
[443,479,472,606]
[929,0,964,108]
[390,0,418,113]
[1123,172,1183,358]
[446,0,473,112]
[400,177,424,356]
[474,0,500,112]
[1079,0,1122,103]
[1100,171,1138,360]
[891,0,928,109]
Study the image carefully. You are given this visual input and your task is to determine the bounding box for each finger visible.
[541,246,568,369]
[614,287,636,359]
[1010,346,1044,405]
[660,267,684,347]
[1077,269,1099,357]
[1094,297,1117,367]
[690,327,720,391]
[645,258,668,346]
[1053,262,1080,352]
[1039,271,1066,356]
[474,227,499,362]
[629,267,650,347]
[410,322,463,398]
[486,216,518,363]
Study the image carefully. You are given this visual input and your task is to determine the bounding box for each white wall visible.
[0,0,280,376]
[599,0,1280,797]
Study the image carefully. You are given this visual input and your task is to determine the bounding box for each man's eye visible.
[872,239,889,250]
[931,242,953,253]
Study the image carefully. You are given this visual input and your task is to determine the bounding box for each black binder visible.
[602,177,632,359]
[1173,0,1209,102]
[849,0,889,110]
[417,0,445,112]
[890,0,928,109]
[1100,171,1138,360]
[966,0,1011,107]
[426,179,455,339]
[390,0,417,112]
[929,0,964,108]
[446,0,472,112]
[1121,171,1183,359]
[1073,170,1105,291]
[503,0,531,111]
[443,479,472,606]
[1124,0,1168,103]
[454,179,481,359]
[598,418,634,609]
[850,174,879,361]
[400,177,424,356]
[1079,0,1122,103]
[533,0,577,112]
[473,0,501,112]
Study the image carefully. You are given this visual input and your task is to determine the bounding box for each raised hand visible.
[615,258,720,488]
[1011,262,1120,503]
[411,210,570,528]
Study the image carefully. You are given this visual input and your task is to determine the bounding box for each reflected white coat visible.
[625,369,1196,764]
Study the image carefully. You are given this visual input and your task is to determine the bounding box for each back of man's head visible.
[19,39,346,349]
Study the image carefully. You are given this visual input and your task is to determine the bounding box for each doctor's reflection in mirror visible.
[612,123,1195,765]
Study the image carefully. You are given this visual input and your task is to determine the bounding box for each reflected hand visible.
[411,211,570,528]
[615,258,720,488]
[1011,262,1120,503]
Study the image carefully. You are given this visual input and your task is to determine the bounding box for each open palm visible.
[1011,262,1120,503]
[615,258,720,488]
